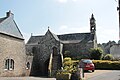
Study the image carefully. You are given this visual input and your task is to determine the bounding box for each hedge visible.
[92,60,120,70]
[56,58,82,80]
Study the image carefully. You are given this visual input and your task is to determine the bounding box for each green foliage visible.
[64,51,71,57]
[64,57,71,62]
[63,57,77,73]
[92,60,120,70]
[103,54,114,60]
[90,48,103,60]
[57,58,78,74]
[56,58,81,80]
[56,72,71,80]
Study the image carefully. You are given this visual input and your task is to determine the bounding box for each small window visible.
[10,59,14,70]
[26,62,30,70]
[5,59,9,70]
[5,59,14,70]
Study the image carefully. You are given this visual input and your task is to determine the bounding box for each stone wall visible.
[110,44,120,59]
[0,33,26,77]
[63,41,94,58]
[26,55,33,76]
[27,31,62,76]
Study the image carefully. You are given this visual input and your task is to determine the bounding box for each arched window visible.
[5,59,14,70]
[10,59,14,70]
[5,59,9,70]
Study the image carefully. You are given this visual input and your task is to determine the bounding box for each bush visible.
[103,54,114,60]
[92,60,120,70]
[64,57,72,62]
[63,57,72,68]
[56,72,71,80]
[56,58,81,80]
[90,48,103,60]
[63,57,78,73]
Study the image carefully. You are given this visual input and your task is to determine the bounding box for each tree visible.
[90,48,103,60]
[103,54,114,60]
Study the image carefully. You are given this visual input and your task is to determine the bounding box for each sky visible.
[0,0,119,43]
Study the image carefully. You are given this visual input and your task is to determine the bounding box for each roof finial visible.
[91,13,94,18]
[48,26,49,29]
[6,10,14,18]
[9,10,11,13]
[6,10,12,17]
[90,13,95,20]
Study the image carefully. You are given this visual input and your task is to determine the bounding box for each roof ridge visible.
[58,32,90,36]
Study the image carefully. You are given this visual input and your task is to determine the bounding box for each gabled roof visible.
[0,11,23,39]
[27,29,60,44]
[27,29,95,44]
[46,29,59,41]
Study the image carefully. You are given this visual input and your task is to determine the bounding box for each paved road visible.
[84,70,120,80]
[0,77,56,80]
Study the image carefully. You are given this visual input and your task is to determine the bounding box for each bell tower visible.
[90,14,96,34]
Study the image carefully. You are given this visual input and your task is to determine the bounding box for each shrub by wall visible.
[92,60,120,70]
[56,72,71,80]
[56,58,82,80]
[103,54,114,60]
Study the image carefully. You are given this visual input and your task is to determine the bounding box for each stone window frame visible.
[5,59,14,71]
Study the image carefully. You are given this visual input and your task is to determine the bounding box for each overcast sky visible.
[0,0,119,43]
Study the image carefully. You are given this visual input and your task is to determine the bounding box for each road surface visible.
[85,70,120,80]
[0,77,56,80]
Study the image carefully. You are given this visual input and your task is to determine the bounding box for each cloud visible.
[58,0,68,3]
[58,0,80,3]
[59,25,68,30]
[72,0,77,2]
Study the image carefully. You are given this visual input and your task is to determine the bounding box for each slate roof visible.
[27,31,95,44]
[27,36,44,44]
[58,33,94,43]
[0,11,23,39]
[27,29,60,44]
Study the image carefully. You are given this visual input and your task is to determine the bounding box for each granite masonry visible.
[26,14,97,77]
[0,11,30,77]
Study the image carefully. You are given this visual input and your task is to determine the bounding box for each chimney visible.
[6,10,13,17]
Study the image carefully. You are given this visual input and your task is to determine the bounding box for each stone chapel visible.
[26,14,97,76]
